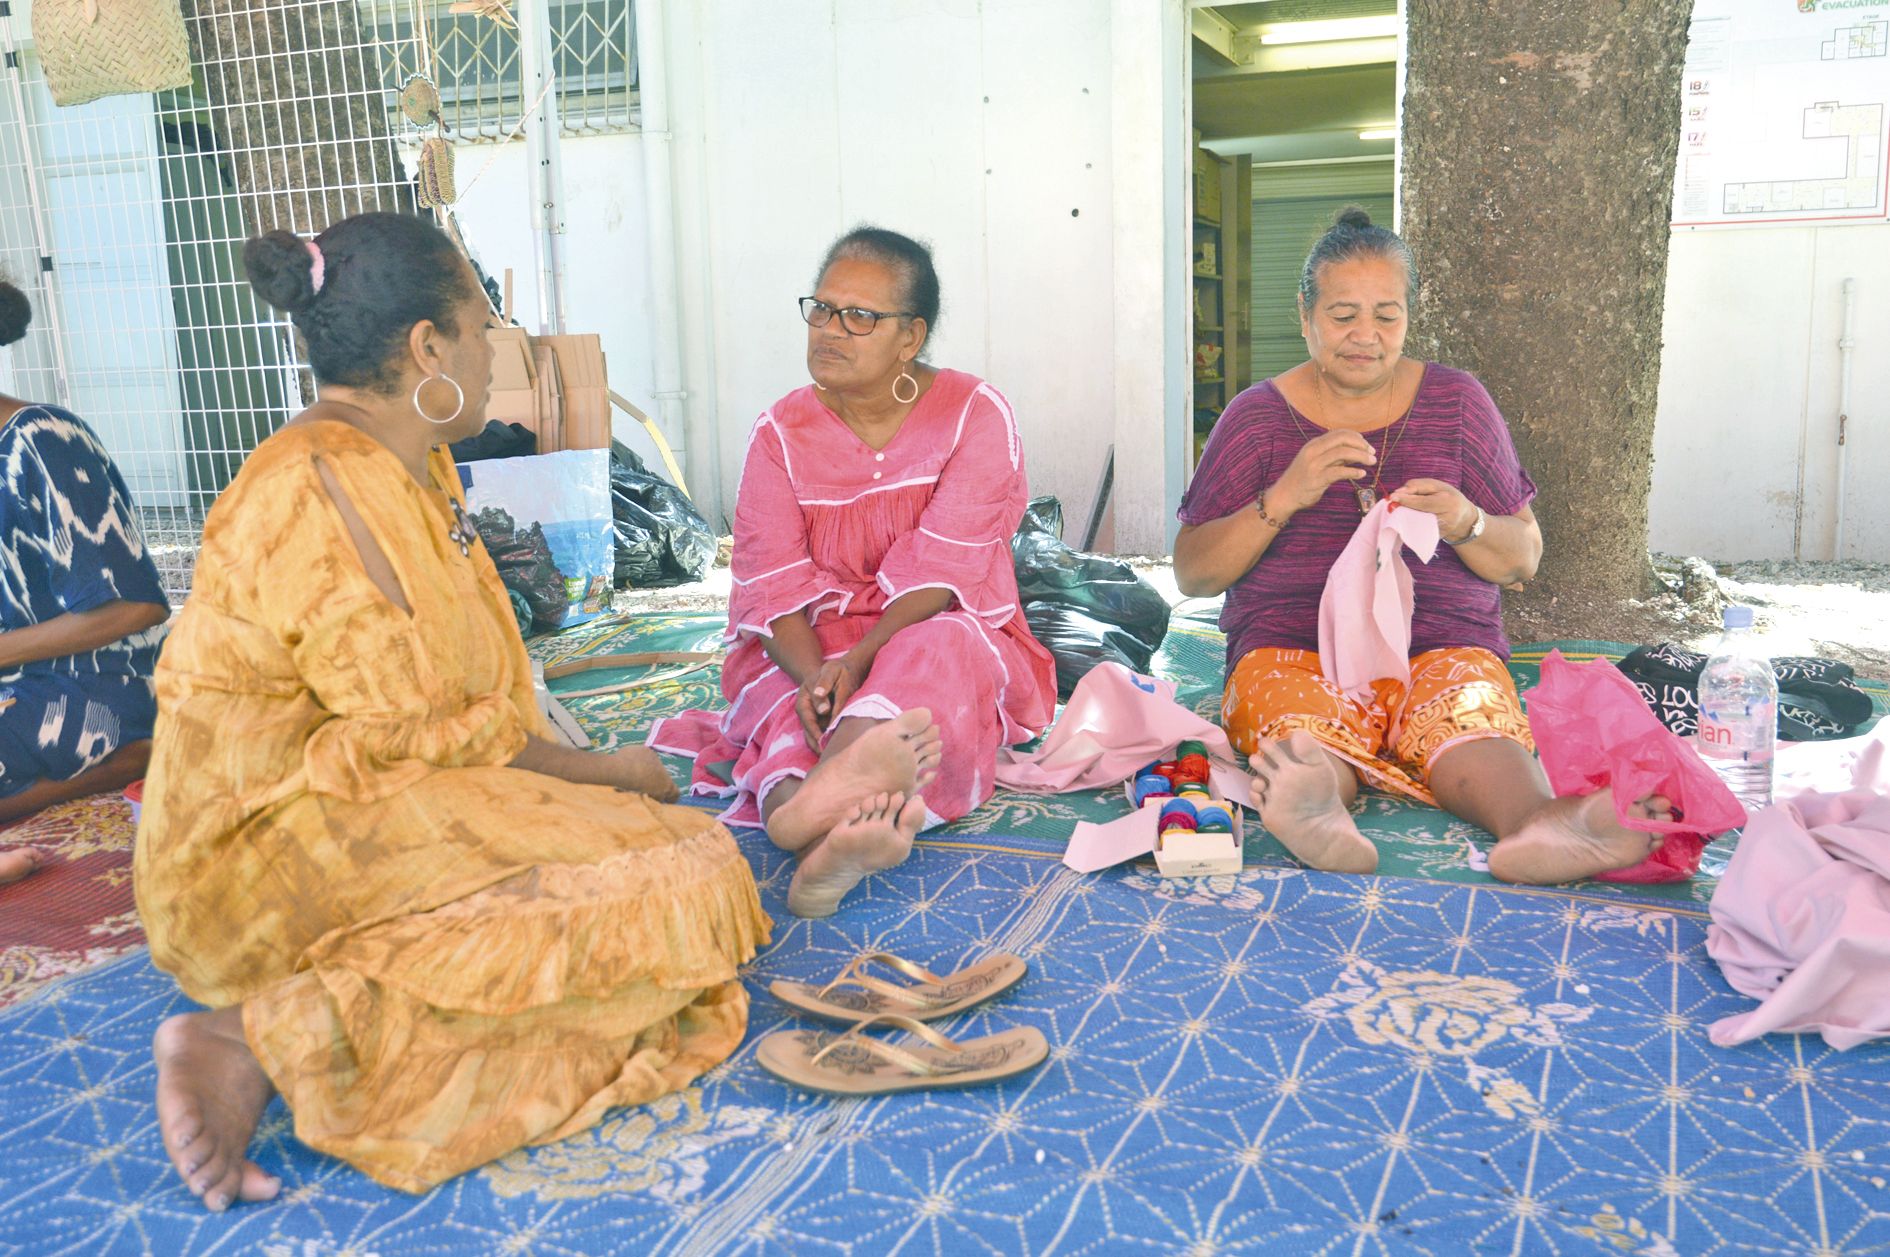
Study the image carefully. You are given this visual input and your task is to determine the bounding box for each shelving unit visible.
[1192,139,1232,468]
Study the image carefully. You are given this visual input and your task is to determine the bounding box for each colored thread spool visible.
[1132,774,1173,805]
[1136,759,1165,779]
[1161,814,1198,834]
[1176,740,1208,761]
[1159,797,1197,824]
[1172,753,1213,785]
[1195,805,1234,833]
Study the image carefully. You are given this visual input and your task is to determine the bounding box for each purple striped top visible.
[1178,363,1537,672]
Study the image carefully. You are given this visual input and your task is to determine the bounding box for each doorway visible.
[1187,0,1399,465]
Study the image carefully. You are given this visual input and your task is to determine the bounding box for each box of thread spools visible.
[1127,740,1244,878]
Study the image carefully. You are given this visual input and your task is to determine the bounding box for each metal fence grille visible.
[362,1,637,140]
[0,1,633,603]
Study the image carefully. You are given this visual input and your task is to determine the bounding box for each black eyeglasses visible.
[799,297,914,336]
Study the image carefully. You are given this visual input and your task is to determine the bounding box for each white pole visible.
[0,21,74,405]
[1834,277,1856,559]
[518,0,568,334]
[633,0,692,489]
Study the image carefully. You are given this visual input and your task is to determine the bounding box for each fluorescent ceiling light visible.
[1358,128,1397,141]
[1260,16,1400,45]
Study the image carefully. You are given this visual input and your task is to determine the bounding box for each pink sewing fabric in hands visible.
[1524,650,1745,883]
[1706,762,1890,1049]
[995,661,1247,800]
[1316,501,1440,707]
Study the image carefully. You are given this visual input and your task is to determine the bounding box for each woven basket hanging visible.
[32,0,194,108]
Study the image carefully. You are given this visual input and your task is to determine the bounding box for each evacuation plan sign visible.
[1673,0,1890,228]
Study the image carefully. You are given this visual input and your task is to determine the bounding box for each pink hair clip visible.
[305,239,326,295]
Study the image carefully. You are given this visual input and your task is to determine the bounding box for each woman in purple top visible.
[1174,207,1675,885]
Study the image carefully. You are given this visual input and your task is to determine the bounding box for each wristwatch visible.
[1448,505,1487,546]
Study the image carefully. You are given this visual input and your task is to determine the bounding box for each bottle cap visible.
[1722,605,1753,630]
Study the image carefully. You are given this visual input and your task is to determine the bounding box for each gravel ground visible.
[613,550,1890,679]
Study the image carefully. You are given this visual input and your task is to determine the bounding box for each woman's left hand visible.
[1390,479,1477,542]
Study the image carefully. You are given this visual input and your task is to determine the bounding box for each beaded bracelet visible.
[1255,489,1289,532]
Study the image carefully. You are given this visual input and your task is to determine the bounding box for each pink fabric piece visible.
[1316,501,1440,710]
[1524,650,1746,884]
[1706,739,1890,1048]
[647,370,1055,827]
[995,661,1247,801]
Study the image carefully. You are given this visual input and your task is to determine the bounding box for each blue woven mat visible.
[5,827,1886,1255]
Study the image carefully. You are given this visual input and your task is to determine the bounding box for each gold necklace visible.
[1311,366,1412,514]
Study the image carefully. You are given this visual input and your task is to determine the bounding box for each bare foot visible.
[1250,730,1377,875]
[155,1007,281,1212]
[0,847,39,887]
[787,790,928,918]
[768,708,941,852]
[1488,790,1673,885]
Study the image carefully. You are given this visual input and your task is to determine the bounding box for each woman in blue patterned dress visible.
[0,276,169,877]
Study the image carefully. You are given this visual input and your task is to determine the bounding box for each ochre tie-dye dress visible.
[133,421,769,1193]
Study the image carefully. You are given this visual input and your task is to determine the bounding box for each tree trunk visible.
[1400,0,1692,636]
[180,0,415,237]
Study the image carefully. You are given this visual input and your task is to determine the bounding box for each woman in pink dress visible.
[656,227,1055,917]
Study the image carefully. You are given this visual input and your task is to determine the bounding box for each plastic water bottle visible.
[1695,605,1776,812]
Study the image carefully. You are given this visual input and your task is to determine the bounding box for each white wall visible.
[1651,223,1890,561]
[449,133,675,475]
[655,0,1184,545]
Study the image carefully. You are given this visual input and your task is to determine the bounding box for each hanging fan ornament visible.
[418,137,458,208]
[400,75,442,127]
[448,0,517,28]
[407,2,457,210]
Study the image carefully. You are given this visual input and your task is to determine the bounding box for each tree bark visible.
[180,0,415,236]
[1400,0,1692,631]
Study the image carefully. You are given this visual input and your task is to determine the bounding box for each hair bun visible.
[1333,206,1375,231]
[0,279,30,347]
[243,230,319,315]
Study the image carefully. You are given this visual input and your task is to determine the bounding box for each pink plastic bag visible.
[1525,650,1747,883]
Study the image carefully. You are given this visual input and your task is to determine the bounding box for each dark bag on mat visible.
[609,442,716,589]
[1012,497,1171,698]
[1618,643,1875,742]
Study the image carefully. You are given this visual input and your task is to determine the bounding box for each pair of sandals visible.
[757,951,1048,1095]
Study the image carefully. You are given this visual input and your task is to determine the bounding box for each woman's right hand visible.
[1271,430,1376,513]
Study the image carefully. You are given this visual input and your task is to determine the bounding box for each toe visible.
[236,1161,281,1203]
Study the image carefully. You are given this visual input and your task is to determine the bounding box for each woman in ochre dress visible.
[654,227,1055,918]
[134,213,768,1208]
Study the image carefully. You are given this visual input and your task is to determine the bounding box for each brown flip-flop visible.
[755,1014,1049,1096]
[769,950,1027,1025]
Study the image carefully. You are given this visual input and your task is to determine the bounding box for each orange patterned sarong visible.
[1221,646,1533,806]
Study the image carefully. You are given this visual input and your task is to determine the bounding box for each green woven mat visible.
[528,613,1889,908]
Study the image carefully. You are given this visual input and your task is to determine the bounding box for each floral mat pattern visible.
[3,826,1887,1255]
[0,794,145,1011]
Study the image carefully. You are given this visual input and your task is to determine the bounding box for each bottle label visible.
[1697,698,1776,761]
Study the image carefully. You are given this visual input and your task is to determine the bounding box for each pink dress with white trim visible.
[650,369,1056,828]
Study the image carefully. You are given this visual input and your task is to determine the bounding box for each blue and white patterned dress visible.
[0,405,168,796]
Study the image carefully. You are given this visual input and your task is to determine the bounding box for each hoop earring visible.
[413,373,464,426]
[891,370,918,405]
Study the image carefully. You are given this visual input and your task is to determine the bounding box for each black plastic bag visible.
[610,441,715,588]
[1012,496,1170,697]
[1024,602,1162,699]
[449,420,536,463]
